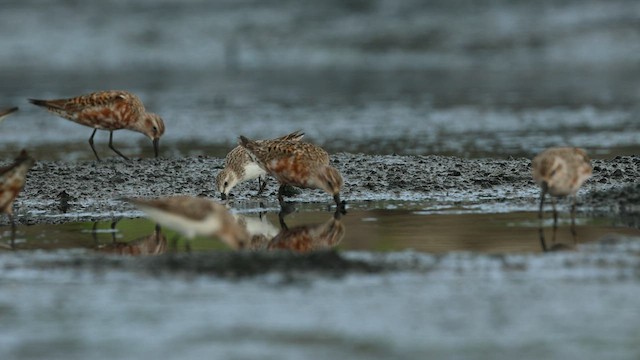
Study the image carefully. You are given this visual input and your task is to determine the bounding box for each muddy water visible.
[4,207,639,254]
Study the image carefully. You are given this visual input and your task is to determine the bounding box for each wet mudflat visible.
[1,170,639,359]
[2,0,640,358]
[0,151,638,360]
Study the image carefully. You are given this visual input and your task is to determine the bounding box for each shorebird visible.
[29,90,165,161]
[127,195,248,249]
[0,107,18,123]
[239,135,345,209]
[216,130,304,200]
[0,150,35,230]
[532,147,592,238]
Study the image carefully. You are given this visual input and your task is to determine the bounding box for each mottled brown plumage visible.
[127,196,249,249]
[532,147,592,197]
[239,135,344,208]
[216,130,304,199]
[29,90,165,160]
[0,150,35,218]
[532,147,592,240]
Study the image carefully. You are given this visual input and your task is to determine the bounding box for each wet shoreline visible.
[9,153,640,226]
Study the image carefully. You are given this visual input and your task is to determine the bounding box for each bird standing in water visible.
[532,147,592,241]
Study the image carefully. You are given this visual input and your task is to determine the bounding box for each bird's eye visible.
[152,126,158,133]
[327,181,333,188]
[224,181,228,187]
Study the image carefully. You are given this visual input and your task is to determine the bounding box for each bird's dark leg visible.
[88,128,101,161]
[277,184,286,205]
[570,195,577,243]
[154,224,162,244]
[110,218,120,243]
[108,131,130,160]
[334,194,346,214]
[92,221,99,245]
[9,214,16,249]
[170,234,180,252]
[538,188,546,248]
[551,197,558,243]
[257,176,268,196]
[278,184,296,214]
[278,210,289,231]
[258,201,266,220]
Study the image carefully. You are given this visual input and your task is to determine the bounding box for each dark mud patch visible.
[6,154,640,225]
[25,250,385,280]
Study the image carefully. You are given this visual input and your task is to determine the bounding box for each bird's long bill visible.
[153,138,160,158]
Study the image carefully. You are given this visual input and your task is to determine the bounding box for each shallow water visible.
[4,206,639,254]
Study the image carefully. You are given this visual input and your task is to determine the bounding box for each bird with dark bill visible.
[239,135,345,210]
[29,90,165,161]
[0,107,18,123]
[216,130,304,200]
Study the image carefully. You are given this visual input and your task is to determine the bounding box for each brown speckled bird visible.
[127,196,248,250]
[216,130,304,200]
[29,90,165,161]
[0,107,18,123]
[532,147,592,235]
[239,135,344,209]
[0,150,35,229]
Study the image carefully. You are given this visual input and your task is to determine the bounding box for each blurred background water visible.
[0,0,638,160]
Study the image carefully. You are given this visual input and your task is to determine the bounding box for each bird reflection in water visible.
[93,221,167,256]
[263,208,346,252]
[539,234,575,253]
[232,210,280,250]
[128,195,347,253]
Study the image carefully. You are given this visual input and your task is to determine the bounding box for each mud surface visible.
[8,154,640,226]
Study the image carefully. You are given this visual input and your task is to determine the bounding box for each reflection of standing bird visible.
[96,225,167,256]
[239,135,344,209]
[532,147,592,235]
[29,90,165,161]
[0,107,18,123]
[267,210,345,252]
[216,130,304,200]
[127,196,248,249]
[0,150,35,229]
